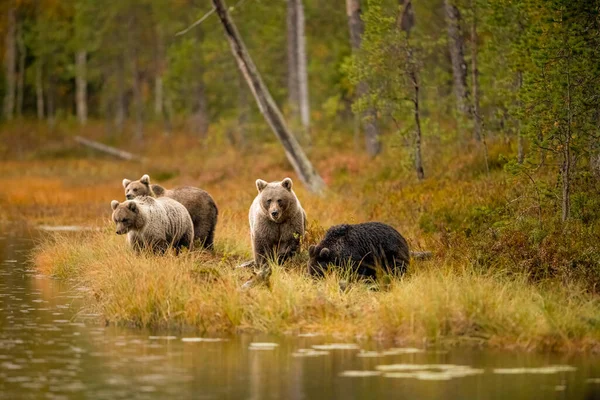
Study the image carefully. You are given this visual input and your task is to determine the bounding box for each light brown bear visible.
[248,178,306,277]
[111,196,194,254]
[122,174,218,249]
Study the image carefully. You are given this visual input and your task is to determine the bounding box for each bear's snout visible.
[116,227,127,235]
[126,193,134,200]
[271,210,279,218]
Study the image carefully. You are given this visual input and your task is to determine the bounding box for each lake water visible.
[1,227,600,400]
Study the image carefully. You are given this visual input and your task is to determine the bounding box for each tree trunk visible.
[154,76,163,117]
[237,71,249,147]
[46,78,56,128]
[76,50,88,125]
[3,6,16,120]
[562,57,572,222]
[154,25,165,118]
[114,57,125,134]
[399,0,424,180]
[191,79,209,138]
[211,0,325,194]
[516,71,524,164]
[16,19,25,118]
[412,70,425,181]
[287,0,299,119]
[132,60,144,141]
[35,62,44,120]
[296,0,310,137]
[287,0,311,140]
[470,5,482,142]
[444,0,471,120]
[470,0,488,172]
[346,0,381,157]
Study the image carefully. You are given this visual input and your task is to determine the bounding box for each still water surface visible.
[1,228,600,400]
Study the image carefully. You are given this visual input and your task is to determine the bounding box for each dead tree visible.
[346,0,381,157]
[211,0,325,194]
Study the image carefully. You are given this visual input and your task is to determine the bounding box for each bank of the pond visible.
[34,228,600,352]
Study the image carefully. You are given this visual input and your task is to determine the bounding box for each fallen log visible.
[74,136,142,161]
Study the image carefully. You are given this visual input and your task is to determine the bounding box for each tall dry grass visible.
[33,228,600,351]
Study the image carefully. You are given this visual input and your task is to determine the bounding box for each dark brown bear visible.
[307,222,410,278]
[122,174,218,249]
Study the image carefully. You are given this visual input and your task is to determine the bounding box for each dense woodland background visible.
[2,1,600,289]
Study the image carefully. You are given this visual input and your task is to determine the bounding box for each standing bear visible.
[307,222,410,278]
[111,196,194,254]
[246,177,306,286]
[122,174,218,249]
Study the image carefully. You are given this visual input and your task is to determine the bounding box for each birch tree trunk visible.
[211,0,325,194]
[287,0,299,119]
[3,6,16,120]
[287,0,310,138]
[346,0,381,157]
[296,0,310,136]
[35,62,44,120]
[76,50,88,125]
[444,0,472,120]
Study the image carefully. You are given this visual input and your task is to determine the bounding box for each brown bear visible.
[122,174,218,249]
[244,178,306,287]
[111,196,194,254]
[307,222,410,278]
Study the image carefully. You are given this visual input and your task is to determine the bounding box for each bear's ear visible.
[281,177,293,191]
[308,245,316,257]
[256,179,268,193]
[127,201,137,212]
[122,179,131,189]
[111,200,120,210]
[140,174,150,185]
[319,247,330,259]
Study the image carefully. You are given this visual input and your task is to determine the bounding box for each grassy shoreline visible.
[3,122,599,352]
[32,227,600,352]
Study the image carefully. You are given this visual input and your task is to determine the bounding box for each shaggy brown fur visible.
[122,174,218,249]
[111,196,194,254]
[249,177,306,268]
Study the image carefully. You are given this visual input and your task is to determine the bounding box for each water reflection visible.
[1,226,600,399]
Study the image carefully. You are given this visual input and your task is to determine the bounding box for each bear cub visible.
[111,196,194,254]
[122,174,218,249]
[249,177,307,268]
[308,222,410,278]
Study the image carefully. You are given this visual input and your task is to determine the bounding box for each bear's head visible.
[307,245,331,277]
[122,174,152,200]
[256,177,297,223]
[111,200,141,235]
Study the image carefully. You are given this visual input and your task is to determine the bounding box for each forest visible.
[1,0,600,350]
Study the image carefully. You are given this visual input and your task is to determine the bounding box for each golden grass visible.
[33,228,600,351]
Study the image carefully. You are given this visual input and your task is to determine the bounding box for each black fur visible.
[308,222,410,278]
